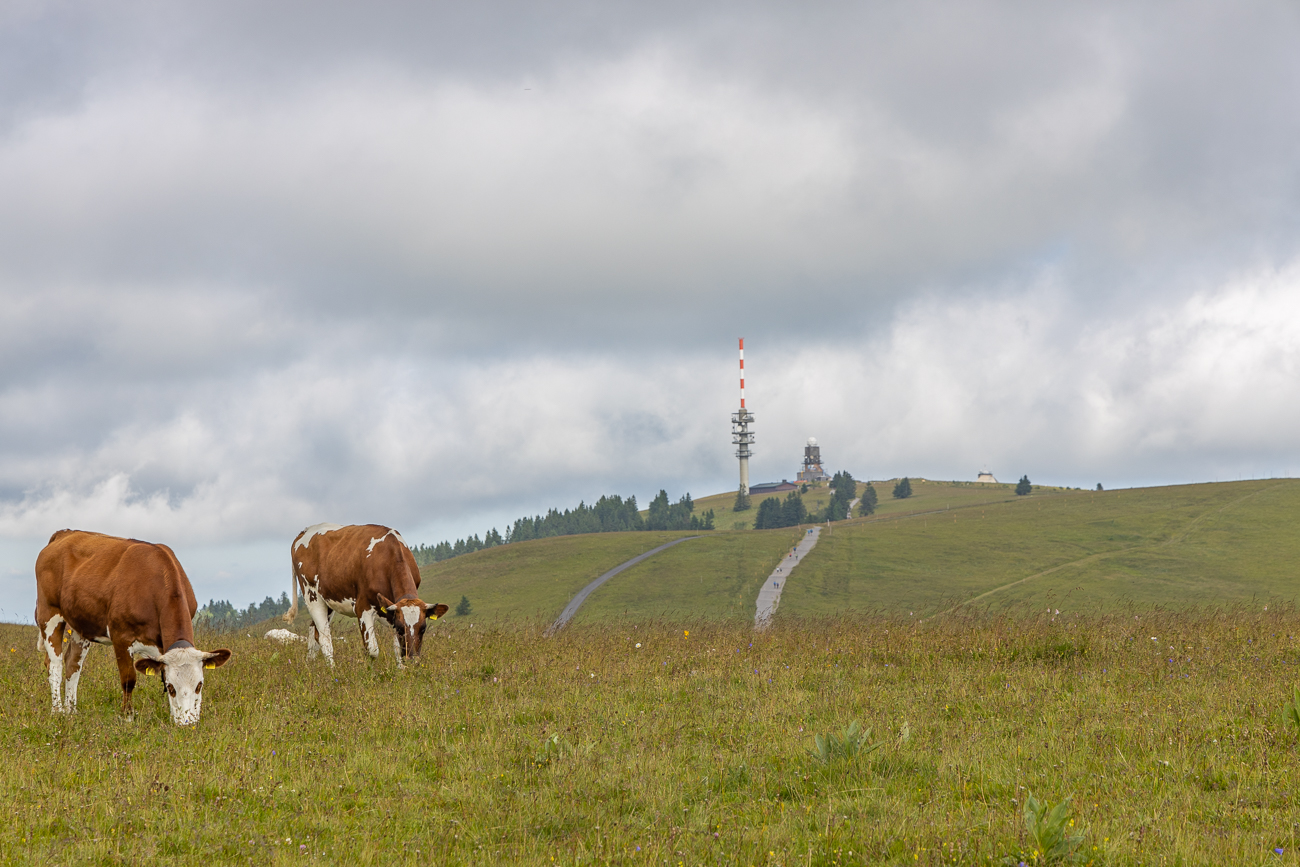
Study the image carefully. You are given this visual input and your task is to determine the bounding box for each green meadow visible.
[1,611,1297,865]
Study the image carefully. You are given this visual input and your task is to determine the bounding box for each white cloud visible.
[5,2,1300,616]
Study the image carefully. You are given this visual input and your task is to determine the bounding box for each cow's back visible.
[294,524,419,602]
[36,531,194,631]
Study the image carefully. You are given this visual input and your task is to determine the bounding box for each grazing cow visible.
[283,523,448,666]
[34,529,232,725]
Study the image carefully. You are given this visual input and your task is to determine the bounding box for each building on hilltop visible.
[797,437,831,483]
[975,471,999,483]
[749,480,799,496]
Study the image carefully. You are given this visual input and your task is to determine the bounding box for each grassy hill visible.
[421,478,1300,627]
[414,531,699,625]
[784,478,1300,619]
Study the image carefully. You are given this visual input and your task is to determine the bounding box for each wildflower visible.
[635,643,641,648]
[684,630,689,638]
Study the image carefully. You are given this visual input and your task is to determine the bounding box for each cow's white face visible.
[135,646,232,725]
[378,595,450,661]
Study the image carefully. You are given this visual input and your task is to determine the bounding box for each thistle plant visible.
[1021,792,1084,864]
[532,733,568,767]
[809,720,881,765]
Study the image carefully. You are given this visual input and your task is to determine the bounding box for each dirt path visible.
[754,526,821,629]
[546,536,701,635]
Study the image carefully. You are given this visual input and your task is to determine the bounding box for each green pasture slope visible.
[422,479,1300,628]
[784,478,1300,618]
[418,528,805,627]
[414,532,700,625]
[2,613,1298,864]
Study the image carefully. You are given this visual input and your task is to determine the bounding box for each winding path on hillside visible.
[751,498,859,629]
[754,526,821,629]
[545,536,701,635]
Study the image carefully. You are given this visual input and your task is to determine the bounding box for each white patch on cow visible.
[43,614,64,640]
[401,605,421,627]
[264,629,305,644]
[128,640,160,659]
[294,523,344,551]
[365,529,407,557]
[359,608,380,657]
[325,597,356,616]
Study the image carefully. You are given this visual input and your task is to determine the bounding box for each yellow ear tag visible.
[380,607,388,614]
[428,614,439,620]
[145,668,156,676]
[204,663,216,670]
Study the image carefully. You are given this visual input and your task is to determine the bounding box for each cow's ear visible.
[377,593,396,614]
[201,649,232,670]
[135,658,165,677]
[428,604,449,621]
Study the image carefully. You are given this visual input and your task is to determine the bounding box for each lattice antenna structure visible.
[731,338,755,497]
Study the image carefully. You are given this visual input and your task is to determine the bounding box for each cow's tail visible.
[283,564,299,624]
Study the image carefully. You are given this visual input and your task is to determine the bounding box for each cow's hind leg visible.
[61,631,93,713]
[304,590,336,666]
[38,614,67,712]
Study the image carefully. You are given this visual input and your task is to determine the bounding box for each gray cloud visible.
[4,1,1300,613]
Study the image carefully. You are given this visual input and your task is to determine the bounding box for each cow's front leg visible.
[392,631,404,669]
[358,608,380,658]
[112,642,139,721]
[61,631,92,713]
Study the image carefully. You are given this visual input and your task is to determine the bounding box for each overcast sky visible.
[4,1,1300,617]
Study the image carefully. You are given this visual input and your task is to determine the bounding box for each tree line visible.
[410,491,715,567]
[195,593,293,632]
[753,471,876,529]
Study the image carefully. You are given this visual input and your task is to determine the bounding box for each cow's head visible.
[134,645,232,725]
[378,594,449,661]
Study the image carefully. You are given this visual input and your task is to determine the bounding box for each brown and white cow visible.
[34,529,232,725]
[283,523,448,667]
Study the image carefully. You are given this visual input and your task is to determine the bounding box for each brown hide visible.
[287,523,441,660]
[34,530,201,717]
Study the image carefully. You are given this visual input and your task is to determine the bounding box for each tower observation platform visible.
[797,437,831,483]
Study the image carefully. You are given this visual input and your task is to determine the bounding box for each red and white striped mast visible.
[731,338,755,498]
